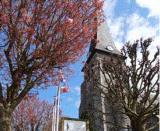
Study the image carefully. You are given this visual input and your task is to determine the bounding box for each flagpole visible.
[56,84,61,131]
[52,85,58,131]
[55,86,59,131]
[52,96,55,131]
[56,69,62,131]
[52,69,70,131]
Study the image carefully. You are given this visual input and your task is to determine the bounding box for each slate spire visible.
[88,17,121,57]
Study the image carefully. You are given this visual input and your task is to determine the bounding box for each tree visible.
[11,95,55,131]
[88,38,159,131]
[0,0,103,130]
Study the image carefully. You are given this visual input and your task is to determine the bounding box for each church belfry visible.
[79,4,129,131]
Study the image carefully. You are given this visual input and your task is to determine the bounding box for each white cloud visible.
[115,40,124,52]
[67,97,73,102]
[103,0,159,56]
[126,13,146,29]
[152,35,160,47]
[106,17,125,51]
[107,17,125,40]
[103,0,117,18]
[126,0,131,4]
[135,0,160,18]
[70,85,81,100]
[70,86,81,108]
[104,0,125,51]
[148,35,160,60]
[126,13,158,42]
[75,100,80,108]
[126,26,157,42]
[75,86,80,92]
[72,86,80,95]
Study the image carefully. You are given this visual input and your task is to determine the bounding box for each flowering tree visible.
[0,0,103,130]
[88,38,159,130]
[12,95,55,131]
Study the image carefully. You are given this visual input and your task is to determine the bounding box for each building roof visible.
[82,18,122,72]
[88,20,121,57]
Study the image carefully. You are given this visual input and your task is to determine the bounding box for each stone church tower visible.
[79,13,130,130]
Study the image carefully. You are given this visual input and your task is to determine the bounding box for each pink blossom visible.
[26,15,31,23]
[60,75,64,79]
[66,16,73,24]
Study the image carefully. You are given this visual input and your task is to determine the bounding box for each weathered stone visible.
[79,17,129,131]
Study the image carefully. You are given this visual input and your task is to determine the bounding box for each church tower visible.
[79,8,129,131]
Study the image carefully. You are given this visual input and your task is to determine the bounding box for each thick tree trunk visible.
[0,103,12,131]
[131,118,144,131]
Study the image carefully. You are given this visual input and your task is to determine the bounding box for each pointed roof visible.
[89,21,121,56]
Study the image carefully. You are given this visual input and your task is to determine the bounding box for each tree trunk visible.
[0,103,12,131]
[131,118,144,131]
[31,124,35,131]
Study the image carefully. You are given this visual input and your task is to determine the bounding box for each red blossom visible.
[12,96,55,130]
[0,0,103,129]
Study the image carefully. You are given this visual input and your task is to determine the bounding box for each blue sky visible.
[38,0,159,118]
